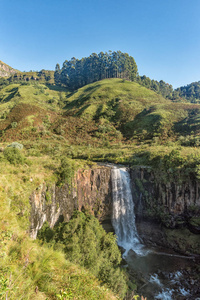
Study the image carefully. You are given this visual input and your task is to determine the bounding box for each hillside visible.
[10,69,55,84]
[1,78,200,299]
[0,60,18,77]
[1,79,200,145]
[63,78,200,140]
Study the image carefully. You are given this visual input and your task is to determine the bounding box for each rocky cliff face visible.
[0,60,17,77]
[30,167,112,239]
[130,167,200,255]
[29,165,200,254]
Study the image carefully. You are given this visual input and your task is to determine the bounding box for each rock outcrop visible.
[0,60,17,77]
[30,166,112,239]
[130,167,200,255]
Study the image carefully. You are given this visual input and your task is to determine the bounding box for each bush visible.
[58,157,75,185]
[4,147,25,165]
[37,211,128,298]
[11,122,18,129]
[37,221,55,243]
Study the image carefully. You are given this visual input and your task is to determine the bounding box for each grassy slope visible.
[65,78,167,119]
[1,79,200,143]
[64,78,200,139]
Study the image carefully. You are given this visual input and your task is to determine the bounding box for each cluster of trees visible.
[54,50,182,100]
[176,81,200,103]
[2,49,200,103]
[0,77,9,90]
[138,75,180,100]
[54,51,138,90]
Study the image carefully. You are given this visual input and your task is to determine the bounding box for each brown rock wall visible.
[29,167,112,239]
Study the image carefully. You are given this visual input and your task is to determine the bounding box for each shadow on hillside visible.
[173,110,200,135]
[2,87,18,103]
[46,84,69,93]
[63,84,102,111]
[121,107,161,138]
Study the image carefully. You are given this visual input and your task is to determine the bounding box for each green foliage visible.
[163,149,185,169]
[9,69,55,84]
[138,76,177,100]
[56,289,73,299]
[38,211,128,298]
[178,135,200,146]
[56,51,138,90]
[176,81,200,103]
[11,121,18,128]
[0,275,11,299]
[0,77,10,90]
[4,147,25,165]
[37,221,55,243]
[58,157,75,185]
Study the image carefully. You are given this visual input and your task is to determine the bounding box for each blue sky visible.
[0,0,200,88]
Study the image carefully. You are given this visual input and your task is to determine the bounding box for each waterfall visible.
[111,166,144,255]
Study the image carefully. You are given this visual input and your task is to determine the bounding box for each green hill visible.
[64,78,200,140]
[1,79,200,144]
[10,69,55,84]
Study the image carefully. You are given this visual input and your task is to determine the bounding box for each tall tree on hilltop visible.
[54,63,61,85]
[55,51,138,90]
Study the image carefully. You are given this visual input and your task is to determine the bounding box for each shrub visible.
[37,211,128,298]
[11,122,18,128]
[37,221,54,243]
[4,147,25,165]
[58,157,75,185]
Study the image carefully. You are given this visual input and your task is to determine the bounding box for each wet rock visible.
[128,249,137,257]
[130,167,200,255]
[121,257,128,266]
[118,245,126,254]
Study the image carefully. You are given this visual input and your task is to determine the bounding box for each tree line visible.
[54,50,181,100]
[138,75,180,100]
[54,51,138,90]
[2,50,200,103]
[176,81,200,103]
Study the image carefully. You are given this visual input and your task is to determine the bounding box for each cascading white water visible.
[111,166,144,255]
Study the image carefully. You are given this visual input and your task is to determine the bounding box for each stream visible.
[111,166,200,300]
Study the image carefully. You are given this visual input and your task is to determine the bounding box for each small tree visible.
[4,147,24,165]
[58,157,75,185]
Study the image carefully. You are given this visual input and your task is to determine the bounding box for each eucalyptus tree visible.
[55,51,138,90]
